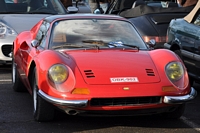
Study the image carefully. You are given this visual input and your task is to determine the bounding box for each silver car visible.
[0,0,67,64]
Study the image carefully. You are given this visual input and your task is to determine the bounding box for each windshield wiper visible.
[82,40,108,45]
[52,43,99,50]
[83,40,140,50]
[121,44,140,50]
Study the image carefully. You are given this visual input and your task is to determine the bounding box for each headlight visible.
[165,61,188,89]
[166,62,184,81]
[48,64,68,84]
[0,22,17,39]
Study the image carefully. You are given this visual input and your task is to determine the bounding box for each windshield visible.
[49,19,147,50]
[0,0,66,14]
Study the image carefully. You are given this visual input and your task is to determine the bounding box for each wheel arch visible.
[170,41,181,52]
[28,61,36,93]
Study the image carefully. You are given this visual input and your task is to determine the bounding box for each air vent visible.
[84,70,95,78]
[2,45,12,57]
[146,69,155,76]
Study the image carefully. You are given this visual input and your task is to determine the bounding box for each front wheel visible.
[32,67,55,121]
[161,104,185,119]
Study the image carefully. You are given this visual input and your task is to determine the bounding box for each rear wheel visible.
[12,58,26,92]
[32,67,55,121]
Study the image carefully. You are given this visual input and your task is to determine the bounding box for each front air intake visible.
[146,69,155,76]
[84,70,95,78]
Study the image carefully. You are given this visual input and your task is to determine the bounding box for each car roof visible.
[44,14,128,23]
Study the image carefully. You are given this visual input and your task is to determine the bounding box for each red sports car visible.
[12,14,197,121]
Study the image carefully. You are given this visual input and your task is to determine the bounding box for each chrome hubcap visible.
[33,78,37,112]
[12,61,16,84]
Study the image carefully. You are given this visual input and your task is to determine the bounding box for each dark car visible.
[93,0,194,49]
[0,0,69,64]
[0,0,90,65]
[164,1,200,86]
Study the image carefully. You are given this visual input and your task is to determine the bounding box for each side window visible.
[35,21,50,48]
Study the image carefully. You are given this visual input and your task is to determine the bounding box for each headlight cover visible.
[48,64,68,84]
[0,22,17,39]
[165,61,188,89]
[166,62,184,81]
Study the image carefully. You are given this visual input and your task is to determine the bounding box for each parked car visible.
[164,1,200,86]
[0,0,68,64]
[93,0,194,49]
[61,0,91,13]
[12,13,196,121]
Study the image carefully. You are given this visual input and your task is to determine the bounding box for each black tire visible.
[12,58,26,92]
[189,76,194,87]
[161,104,185,119]
[32,67,55,122]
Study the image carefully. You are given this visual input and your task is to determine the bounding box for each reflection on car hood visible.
[62,50,161,85]
[0,14,51,34]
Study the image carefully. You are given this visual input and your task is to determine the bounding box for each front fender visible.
[148,49,188,87]
[33,50,77,96]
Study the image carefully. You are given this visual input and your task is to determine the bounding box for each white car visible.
[0,0,67,64]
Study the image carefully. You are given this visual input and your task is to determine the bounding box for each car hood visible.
[63,50,161,85]
[0,14,51,34]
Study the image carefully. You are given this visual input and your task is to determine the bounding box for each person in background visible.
[60,0,72,8]
[99,0,109,13]
[177,0,198,7]
[88,0,110,13]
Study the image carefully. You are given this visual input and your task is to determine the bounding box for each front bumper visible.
[0,36,15,64]
[38,87,197,108]
[38,90,88,107]
[163,87,197,104]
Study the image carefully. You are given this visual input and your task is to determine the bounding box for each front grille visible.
[2,45,12,57]
[90,97,161,106]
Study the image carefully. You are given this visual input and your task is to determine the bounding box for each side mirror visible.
[93,8,104,14]
[147,39,156,49]
[31,40,40,48]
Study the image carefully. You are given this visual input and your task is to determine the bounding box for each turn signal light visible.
[71,88,90,95]
[162,86,177,92]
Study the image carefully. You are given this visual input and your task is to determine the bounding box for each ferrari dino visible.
[12,14,197,121]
